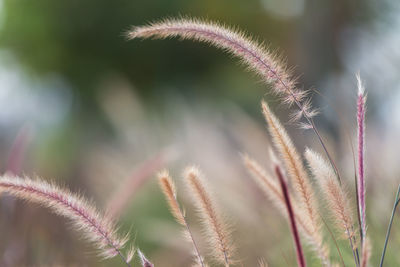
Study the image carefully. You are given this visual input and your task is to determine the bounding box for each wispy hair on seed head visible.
[305,149,355,237]
[242,154,285,211]
[261,102,316,224]
[243,154,320,242]
[128,17,317,122]
[305,149,360,266]
[158,169,185,225]
[0,175,133,266]
[261,101,330,265]
[158,170,206,267]
[129,16,342,188]
[184,166,233,266]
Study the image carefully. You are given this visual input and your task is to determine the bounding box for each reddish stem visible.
[275,166,306,267]
[357,92,366,243]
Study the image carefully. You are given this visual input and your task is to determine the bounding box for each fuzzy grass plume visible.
[243,155,322,243]
[305,149,355,238]
[128,17,342,185]
[158,170,186,225]
[243,154,284,208]
[184,166,233,266]
[158,170,205,267]
[305,149,359,265]
[127,18,304,112]
[0,175,133,266]
[260,101,330,265]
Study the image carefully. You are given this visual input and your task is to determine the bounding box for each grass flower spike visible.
[243,155,324,246]
[0,175,133,266]
[159,170,186,225]
[158,170,205,267]
[184,166,233,266]
[127,18,303,111]
[243,154,284,210]
[305,149,359,265]
[356,74,367,244]
[260,101,330,265]
[305,149,355,238]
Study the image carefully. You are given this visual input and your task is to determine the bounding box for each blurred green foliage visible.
[0,0,324,106]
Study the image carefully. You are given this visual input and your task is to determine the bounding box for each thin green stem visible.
[348,234,359,267]
[352,228,360,266]
[117,250,132,267]
[308,118,342,185]
[183,217,205,267]
[379,184,400,267]
[320,215,346,267]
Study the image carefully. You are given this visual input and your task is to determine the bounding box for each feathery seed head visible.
[261,101,315,218]
[305,149,355,240]
[158,170,185,225]
[243,154,284,207]
[184,166,233,265]
[126,245,136,263]
[158,169,206,267]
[243,154,318,242]
[128,18,316,122]
[0,175,132,264]
[261,101,330,265]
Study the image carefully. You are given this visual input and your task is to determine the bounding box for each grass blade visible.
[379,184,400,267]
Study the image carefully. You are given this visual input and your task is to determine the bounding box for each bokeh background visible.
[1,0,400,266]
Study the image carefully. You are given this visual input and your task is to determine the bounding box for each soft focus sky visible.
[0,0,400,266]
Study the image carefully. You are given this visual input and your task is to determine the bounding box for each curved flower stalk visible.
[128,17,341,184]
[128,18,313,118]
[0,175,133,266]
